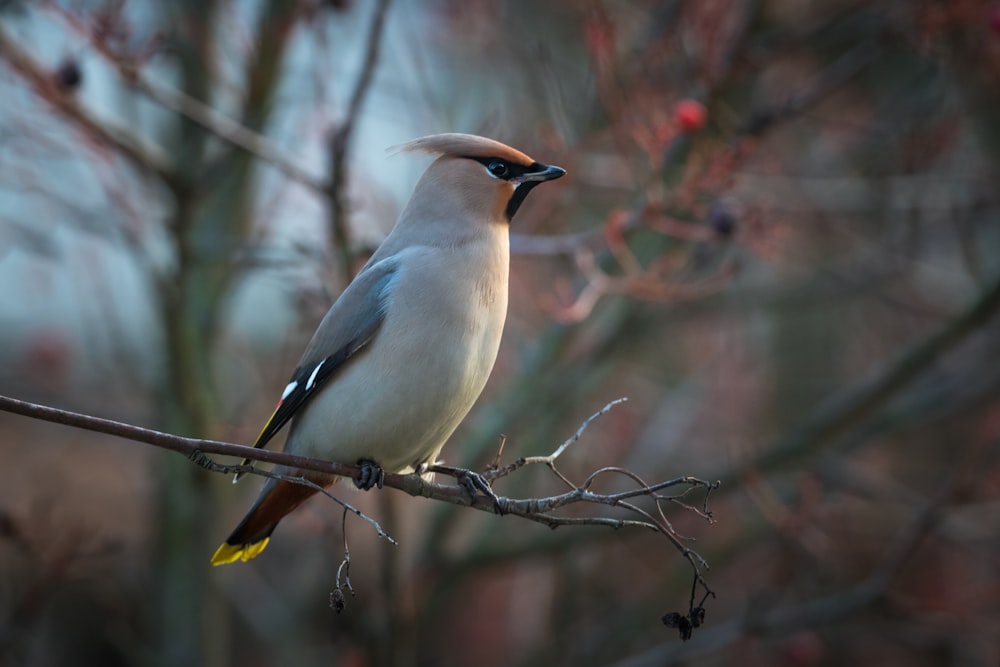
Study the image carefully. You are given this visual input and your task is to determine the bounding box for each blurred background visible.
[2,0,999,665]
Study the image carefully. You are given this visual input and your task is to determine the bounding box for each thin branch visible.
[189,452,396,544]
[0,393,357,475]
[329,508,355,613]
[487,397,629,485]
[134,73,327,194]
[0,391,717,635]
[543,397,630,462]
[609,457,966,667]
[40,2,328,196]
[734,270,1000,481]
[0,25,172,179]
[0,393,712,533]
[325,0,392,283]
[739,36,883,136]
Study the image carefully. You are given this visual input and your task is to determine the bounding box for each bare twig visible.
[549,247,739,324]
[329,508,355,613]
[739,37,882,136]
[325,0,392,283]
[733,270,1000,481]
[0,390,717,629]
[40,2,328,196]
[136,75,327,194]
[609,454,970,667]
[487,397,629,486]
[543,397,630,463]
[0,25,172,179]
[0,392,713,544]
[189,451,396,544]
[486,434,507,472]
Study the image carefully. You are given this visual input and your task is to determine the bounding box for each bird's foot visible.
[354,458,384,490]
[429,464,504,515]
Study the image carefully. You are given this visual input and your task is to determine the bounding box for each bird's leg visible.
[428,464,504,515]
[354,458,385,490]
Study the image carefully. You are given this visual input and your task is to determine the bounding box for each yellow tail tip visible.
[210,538,270,566]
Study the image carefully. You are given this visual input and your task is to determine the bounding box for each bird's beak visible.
[515,163,566,185]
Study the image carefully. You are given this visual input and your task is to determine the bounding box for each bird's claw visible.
[428,464,503,515]
[459,470,504,514]
[354,458,384,490]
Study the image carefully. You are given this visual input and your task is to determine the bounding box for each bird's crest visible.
[391,133,535,166]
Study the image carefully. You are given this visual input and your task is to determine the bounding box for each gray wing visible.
[244,259,398,455]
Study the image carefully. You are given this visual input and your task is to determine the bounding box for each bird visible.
[211,133,565,565]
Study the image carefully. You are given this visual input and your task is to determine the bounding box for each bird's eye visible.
[487,161,510,179]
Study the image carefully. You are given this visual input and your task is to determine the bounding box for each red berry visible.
[673,99,706,133]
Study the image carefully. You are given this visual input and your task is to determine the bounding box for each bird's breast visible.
[389,237,509,367]
[288,235,510,471]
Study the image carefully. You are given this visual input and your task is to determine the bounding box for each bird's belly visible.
[286,300,504,473]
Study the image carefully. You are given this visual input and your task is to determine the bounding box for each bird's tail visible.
[211,479,320,566]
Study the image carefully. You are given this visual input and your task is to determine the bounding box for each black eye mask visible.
[466,156,566,221]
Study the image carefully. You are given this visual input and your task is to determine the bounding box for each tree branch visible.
[739,36,882,136]
[325,0,392,283]
[0,391,718,629]
[0,24,173,179]
[0,393,715,556]
[38,1,329,196]
[133,69,328,195]
[736,270,1000,480]
[610,421,980,667]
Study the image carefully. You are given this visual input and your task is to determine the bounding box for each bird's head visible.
[395,133,566,224]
